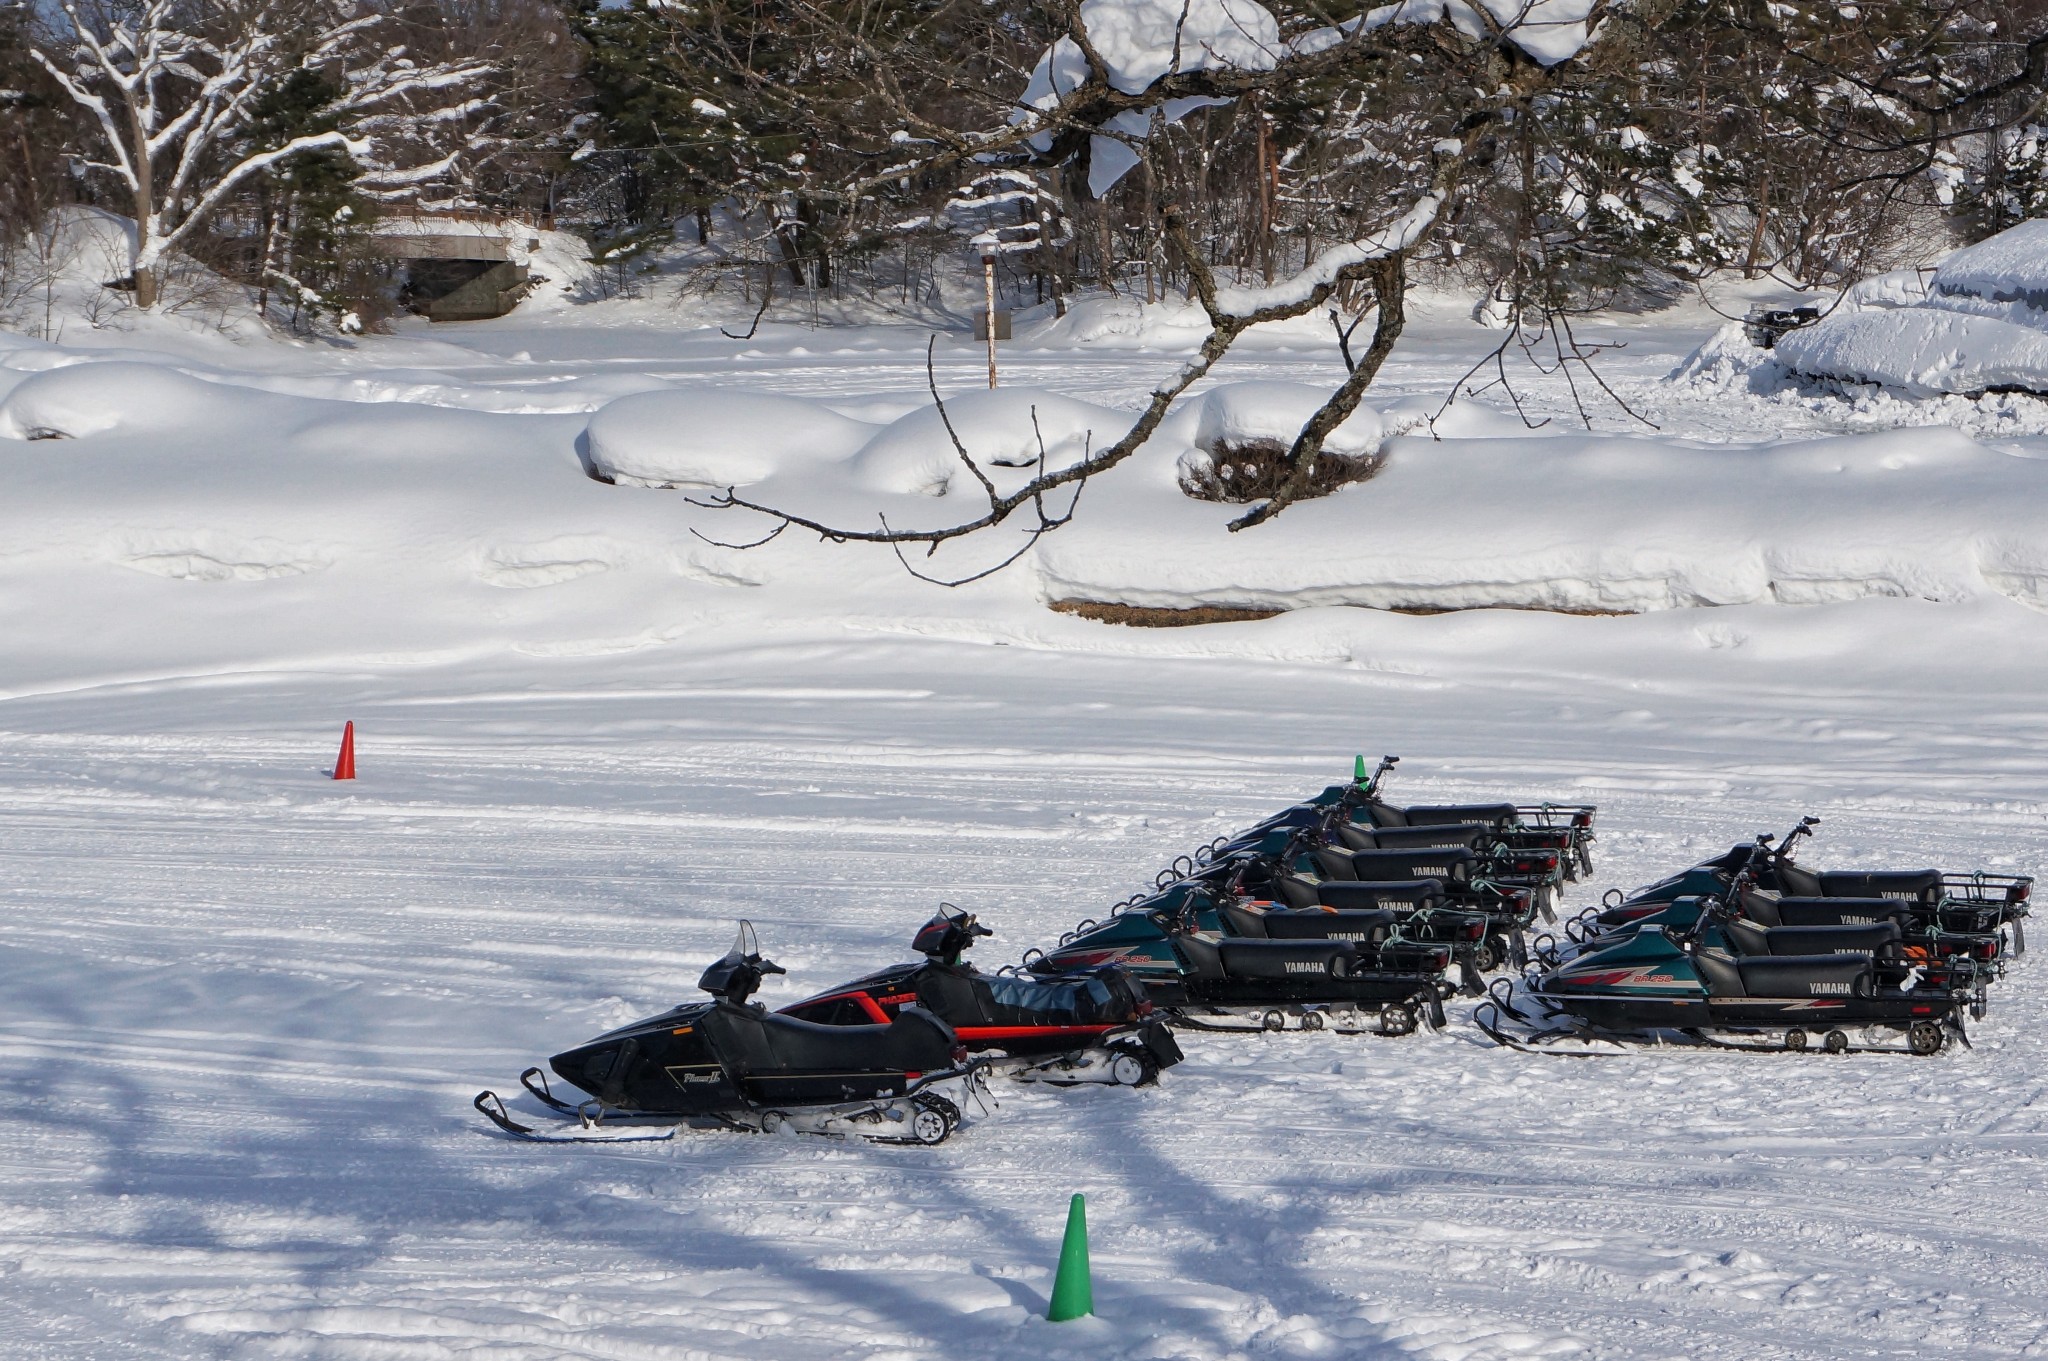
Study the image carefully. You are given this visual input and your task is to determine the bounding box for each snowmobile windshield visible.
[984,973,1123,1026]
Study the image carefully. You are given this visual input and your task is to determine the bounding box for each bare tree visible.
[27,0,492,307]
[691,0,1611,557]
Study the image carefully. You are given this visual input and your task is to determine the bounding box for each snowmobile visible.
[1230,841,1546,976]
[1211,756,1597,880]
[776,906,1185,1087]
[1581,816,2031,950]
[474,923,979,1145]
[1030,873,1457,1035]
[1478,896,1978,1056]
[1541,876,2013,980]
[1092,843,1530,991]
[1158,790,1566,931]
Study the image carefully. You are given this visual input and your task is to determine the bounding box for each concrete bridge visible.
[374,214,542,322]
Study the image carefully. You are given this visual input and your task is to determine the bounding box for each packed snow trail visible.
[3,634,2048,1360]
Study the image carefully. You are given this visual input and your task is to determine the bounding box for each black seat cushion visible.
[1770,897,1916,928]
[1317,879,1443,911]
[1693,949,1746,997]
[1261,908,1395,945]
[1724,919,1901,957]
[1274,876,1322,910]
[1734,954,1872,999]
[1403,803,1518,829]
[1345,849,1474,886]
[915,969,992,1026]
[1340,823,1492,853]
[1333,822,1376,852]
[1360,799,1408,828]
[1217,939,1357,979]
[704,1005,957,1075]
[1736,887,1783,928]
[1218,900,1272,937]
[1311,846,1357,880]
[1816,870,1942,904]
[1774,862,1824,897]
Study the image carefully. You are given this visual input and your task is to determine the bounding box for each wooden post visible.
[983,251,999,389]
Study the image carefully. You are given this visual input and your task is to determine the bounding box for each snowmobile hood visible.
[1541,928,1705,997]
[784,960,925,1011]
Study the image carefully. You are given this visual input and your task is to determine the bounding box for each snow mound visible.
[850,389,1134,495]
[1928,218,2048,312]
[0,360,245,440]
[1667,322,1787,392]
[1774,222,2048,397]
[1776,308,2048,399]
[1194,381,1383,456]
[584,388,878,487]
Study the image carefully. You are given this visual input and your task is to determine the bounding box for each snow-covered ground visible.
[6,277,2048,1359]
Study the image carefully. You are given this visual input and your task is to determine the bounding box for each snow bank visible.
[1776,308,2048,399]
[1774,222,2048,397]
[585,388,878,487]
[1039,425,2048,615]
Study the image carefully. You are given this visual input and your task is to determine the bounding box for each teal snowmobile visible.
[1542,878,2014,981]
[1208,756,1597,881]
[1479,899,1978,1056]
[1582,816,2031,950]
[1029,871,1458,1035]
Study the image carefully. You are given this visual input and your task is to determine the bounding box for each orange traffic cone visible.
[333,721,356,780]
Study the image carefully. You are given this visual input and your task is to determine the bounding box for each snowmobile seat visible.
[1773,862,1825,897]
[1343,849,1475,887]
[702,1005,957,1076]
[1721,919,1903,958]
[1312,846,1360,881]
[1732,954,1873,999]
[1317,879,1443,912]
[1334,822,1492,854]
[1273,875,1322,910]
[1770,896,1917,929]
[1260,907,1396,946]
[1735,887,1784,928]
[1816,869,1943,904]
[1218,899,1274,937]
[1359,799,1410,828]
[914,969,993,1026]
[1216,938,1357,979]
[1693,949,1747,997]
[1403,803,1518,829]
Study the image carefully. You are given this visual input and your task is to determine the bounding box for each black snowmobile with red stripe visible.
[780,907,1184,1087]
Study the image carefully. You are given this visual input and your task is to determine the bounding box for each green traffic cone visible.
[1354,753,1368,784]
[1046,1192,1093,1322]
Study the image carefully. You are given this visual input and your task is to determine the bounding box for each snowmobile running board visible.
[1169,990,1447,1038]
[1471,999,1968,1058]
[474,1064,994,1147]
[473,1089,678,1143]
